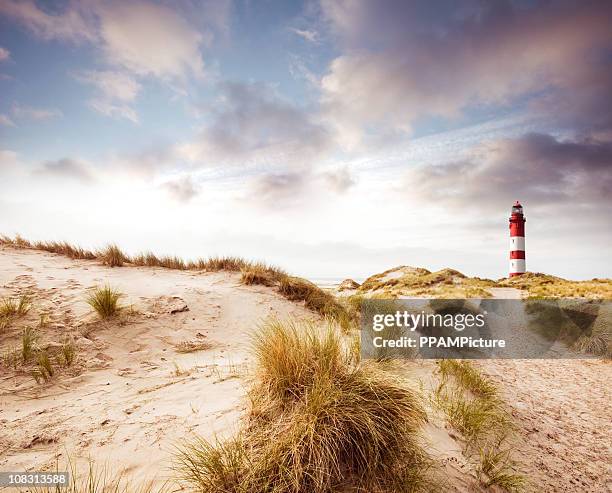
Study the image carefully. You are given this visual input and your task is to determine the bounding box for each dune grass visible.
[174,340,213,353]
[98,244,128,267]
[434,360,525,491]
[21,326,39,363]
[176,318,435,493]
[240,263,285,287]
[32,350,55,383]
[0,293,31,317]
[60,336,78,366]
[498,272,612,299]
[22,458,170,493]
[86,285,123,318]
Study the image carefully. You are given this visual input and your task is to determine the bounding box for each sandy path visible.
[0,246,315,485]
[476,359,612,492]
[482,287,611,491]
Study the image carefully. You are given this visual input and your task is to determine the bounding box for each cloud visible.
[95,1,205,79]
[322,166,355,193]
[0,46,10,61]
[162,176,199,203]
[249,171,311,208]
[319,0,612,146]
[0,0,96,43]
[290,27,319,43]
[405,133,612,212]
[1,0,207,80]
[0,113,15,126]
[179,81,332,168]
[36,158,96,183]
[12,103,62,121]
[75,70,142,123]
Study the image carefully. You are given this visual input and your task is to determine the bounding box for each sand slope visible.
[0,246,314,485]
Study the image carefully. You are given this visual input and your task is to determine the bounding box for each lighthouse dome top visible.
[511,201,523,214]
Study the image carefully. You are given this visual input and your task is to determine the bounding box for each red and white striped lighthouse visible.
[509,201,526,277]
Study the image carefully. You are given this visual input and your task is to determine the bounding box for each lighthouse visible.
[509,201,526,277]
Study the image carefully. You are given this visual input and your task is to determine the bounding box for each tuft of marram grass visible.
[21,326,39,363]
[60,336,78,366]
[240,263,285,287]
[86,285,123,318]
[477,446,526,492]
[0,293,31,317]
[36,350,55,381]
[24,457,170,493]
[177,318,434,493]
[98,244,129,267]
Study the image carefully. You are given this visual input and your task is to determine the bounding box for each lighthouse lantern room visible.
[509,201,526,277]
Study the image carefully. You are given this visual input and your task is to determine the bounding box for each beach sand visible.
[1,245,610,491]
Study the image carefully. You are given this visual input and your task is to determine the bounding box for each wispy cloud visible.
[289,27,319,43]
[35,158,97,184]
[0,113,15,126]
[75,70,142,123]
[11,103,62,121]
[0,46,10,61]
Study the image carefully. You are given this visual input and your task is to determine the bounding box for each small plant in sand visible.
[21,326,39,363]
[98,244,129,267]
[174,339,213,353]
[36,350,55,381]
[60,337,78,366]
[2,346,20,369]
[176,318,435,492]
[0,293,31,317]
[86,285,123,318]
[477,446,526,491]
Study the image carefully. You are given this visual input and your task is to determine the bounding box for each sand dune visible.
[1,245,610,491]
[0,246,314,485]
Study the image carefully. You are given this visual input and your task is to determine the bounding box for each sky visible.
[0,0,611,281]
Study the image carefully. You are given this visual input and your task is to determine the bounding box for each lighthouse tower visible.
[509,201,526,277]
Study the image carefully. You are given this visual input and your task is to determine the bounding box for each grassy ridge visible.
[0,234,349,326]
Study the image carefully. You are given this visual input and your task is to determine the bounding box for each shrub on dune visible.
[177,319,433,493]
[86,285,123,318]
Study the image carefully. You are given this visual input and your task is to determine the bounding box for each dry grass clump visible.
[278,277,350,327]
[86,285,123,318]
[434,360,525,491]
[174,339,214,353]
[98,244,129,267]
[199,256,250,272]
[21,326,39,363]
[177,318,434,493]
[131,251,160,267]
[34,240,97,260]
[240,264,284,287]
[0,293,31,318]
[25,458,169,493]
